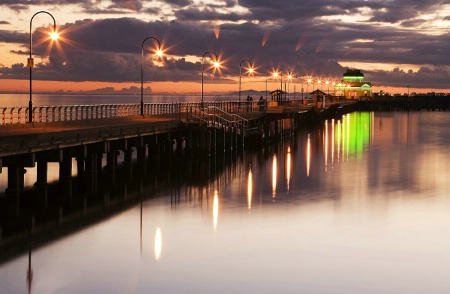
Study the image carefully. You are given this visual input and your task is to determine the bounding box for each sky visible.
[0,0,450,95]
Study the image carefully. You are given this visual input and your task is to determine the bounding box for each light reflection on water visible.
[0,111,450,294]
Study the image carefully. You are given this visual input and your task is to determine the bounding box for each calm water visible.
[0,93,238,108]
[1,111,450,294]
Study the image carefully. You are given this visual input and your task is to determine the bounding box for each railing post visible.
[10,107,15,124]
[43,106,48,122]
[1,108,6,125]
[17,107,24,124]
[38,107,43,123]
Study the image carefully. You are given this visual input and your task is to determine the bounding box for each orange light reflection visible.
[213,190,219,232]
[272,154,277,199]
[154,227,162,260]
[247,166,253,211]
[307,134,311,177]
[286,145,291,193]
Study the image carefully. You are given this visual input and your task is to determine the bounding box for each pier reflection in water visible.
[1,111,450,294]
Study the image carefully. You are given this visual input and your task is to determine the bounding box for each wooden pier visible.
[0,100,362,197]
[0,99,368,262]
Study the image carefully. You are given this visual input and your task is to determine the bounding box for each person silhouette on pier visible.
[258,96,265,111]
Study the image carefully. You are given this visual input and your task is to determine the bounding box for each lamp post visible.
[239,59,253,102]
[28,11,57,123]
[287,73,293,101]
[201,51,219,107]
[306,77,312,100]
[266,66,276,101]
[301,83,304,103]
[273,71,282,102]
[332,81,336,101]
[141,36,162,116]
[279,71,283,102]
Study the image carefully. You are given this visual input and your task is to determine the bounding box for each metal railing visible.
[187,106,249,147]
[0,101,257,125]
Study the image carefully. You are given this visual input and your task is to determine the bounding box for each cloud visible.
[108,0,143,11]
[367,65,450,89]
[0,30,27,43]
[164,0,193,7]
[0,0,449,90]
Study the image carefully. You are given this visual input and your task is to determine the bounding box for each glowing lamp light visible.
[50,31,59,41]
[156,49,163,58]
[213,60,221,68]
[239,59,254,102]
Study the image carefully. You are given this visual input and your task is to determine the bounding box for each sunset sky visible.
[0,0,450,95]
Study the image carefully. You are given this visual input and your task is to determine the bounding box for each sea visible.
[0,93,242,108]
[0,95,449,293]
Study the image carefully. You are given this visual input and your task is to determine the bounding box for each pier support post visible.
[35,161,49,206]
[59,151,72,180]
[107,150,118,170]
[35,161,48,187]
[185,131,193,152]
[85,153,98,194]
[106,149,118,185]
[59,150,73,199]
[5,166,26,197]
[137,146,147,174]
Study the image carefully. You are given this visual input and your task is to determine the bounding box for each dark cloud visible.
[0,30,27,43]
[164,0,194,7]
[108,0,143,11]
[174,7,248,22]
[367,65,450,90]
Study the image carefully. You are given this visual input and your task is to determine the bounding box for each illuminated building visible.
[335,69,372,99]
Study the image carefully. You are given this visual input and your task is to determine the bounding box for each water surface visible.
[0,111,449,294]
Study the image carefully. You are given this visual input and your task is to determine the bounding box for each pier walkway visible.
[0,114,182,157]
[0,99,357,197]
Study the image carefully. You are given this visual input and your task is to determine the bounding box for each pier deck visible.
[0,115,182,157]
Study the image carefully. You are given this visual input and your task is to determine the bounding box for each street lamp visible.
[28,11,57,123]
[287,73,293,101]
[201,51,219,106]
[332,81,336,101]
[279,71,283,102]
[239,59,254,102]
[306,77,312,100]
[141,36,162,115]
[266,66,276,101]
[273,70,283,102]
[301,83,304,103]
